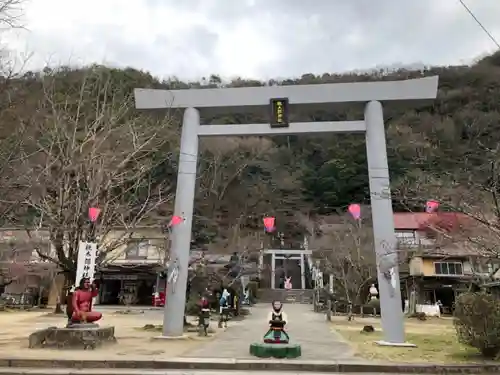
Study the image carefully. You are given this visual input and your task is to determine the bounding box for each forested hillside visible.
[145,51,500,248]
[1,50,499,270]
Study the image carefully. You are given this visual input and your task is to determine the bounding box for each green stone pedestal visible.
[249,342,302,358]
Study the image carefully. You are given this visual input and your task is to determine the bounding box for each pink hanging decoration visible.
[169,215,183,227]
[88,207,101,223]
[263,217,276,232]
[348,204,361,220]
[425,200,439,213]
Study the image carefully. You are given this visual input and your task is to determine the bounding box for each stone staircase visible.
[258,288,313,304]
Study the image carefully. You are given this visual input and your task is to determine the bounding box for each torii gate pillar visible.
[134,76,439,344]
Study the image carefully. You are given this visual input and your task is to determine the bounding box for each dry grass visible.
[332,316,490,364]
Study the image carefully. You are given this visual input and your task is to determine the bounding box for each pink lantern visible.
[169,215,183,227]
[425,200,439,213]
[88,207,101,223]
[263,216,276,232]
[348,204,361,220]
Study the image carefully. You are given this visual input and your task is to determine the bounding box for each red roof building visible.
[393,212,471,232]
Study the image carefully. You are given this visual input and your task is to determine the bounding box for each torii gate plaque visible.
[134,76,439,344]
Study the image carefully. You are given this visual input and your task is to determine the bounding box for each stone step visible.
[258,289,313,304]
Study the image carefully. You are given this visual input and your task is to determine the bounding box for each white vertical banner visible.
[75,241,98,286]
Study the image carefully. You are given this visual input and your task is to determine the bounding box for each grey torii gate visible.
[134,76,439,344]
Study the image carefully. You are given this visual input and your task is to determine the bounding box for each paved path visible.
[183,303,354,360]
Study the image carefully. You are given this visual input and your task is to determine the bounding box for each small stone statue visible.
[369,284,378,300]
[198,292,210,336]
[67,278,102,327]
[218,288,230,328]
[242,288,250,305]
[264,300,289,343]
[249,300,301,359]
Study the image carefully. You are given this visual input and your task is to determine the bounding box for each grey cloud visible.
[19,0,500,80]
[22,21,220,79]
[249,0,500,78]
[145,0,263,25]
[145,0,500,78]
[182,25,218,58]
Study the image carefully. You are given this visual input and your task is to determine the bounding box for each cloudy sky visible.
[3,0,500,81]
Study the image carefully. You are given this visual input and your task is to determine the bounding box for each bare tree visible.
[0,245,16,289]
[0,241,29,291]
[312,215,376,319]
[0,0,23,29]
[195,137,278,247]
[0,0,33,86]
[0,0,30,221]
[396,148,500,280]
[390,103,500,269]
[11,67,177,285]
[0,127,26,224]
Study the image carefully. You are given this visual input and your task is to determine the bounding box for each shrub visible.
[454,291,500,358]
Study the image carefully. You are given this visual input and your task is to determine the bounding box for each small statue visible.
[67,277,102,326]
[263,300,289,343]
[369,284,378,300]
[218,288,231,328]
[242,288,250,305]
[198,292,210,336]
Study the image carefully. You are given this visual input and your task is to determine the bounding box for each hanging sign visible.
[269,98,289,128]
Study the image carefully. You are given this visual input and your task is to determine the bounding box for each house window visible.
[434,261,463,276]
[125,240,149,259]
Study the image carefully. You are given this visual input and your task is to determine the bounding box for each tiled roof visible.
[393,212,431,230]
[318,212,471,231]
[393,212,470,231]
